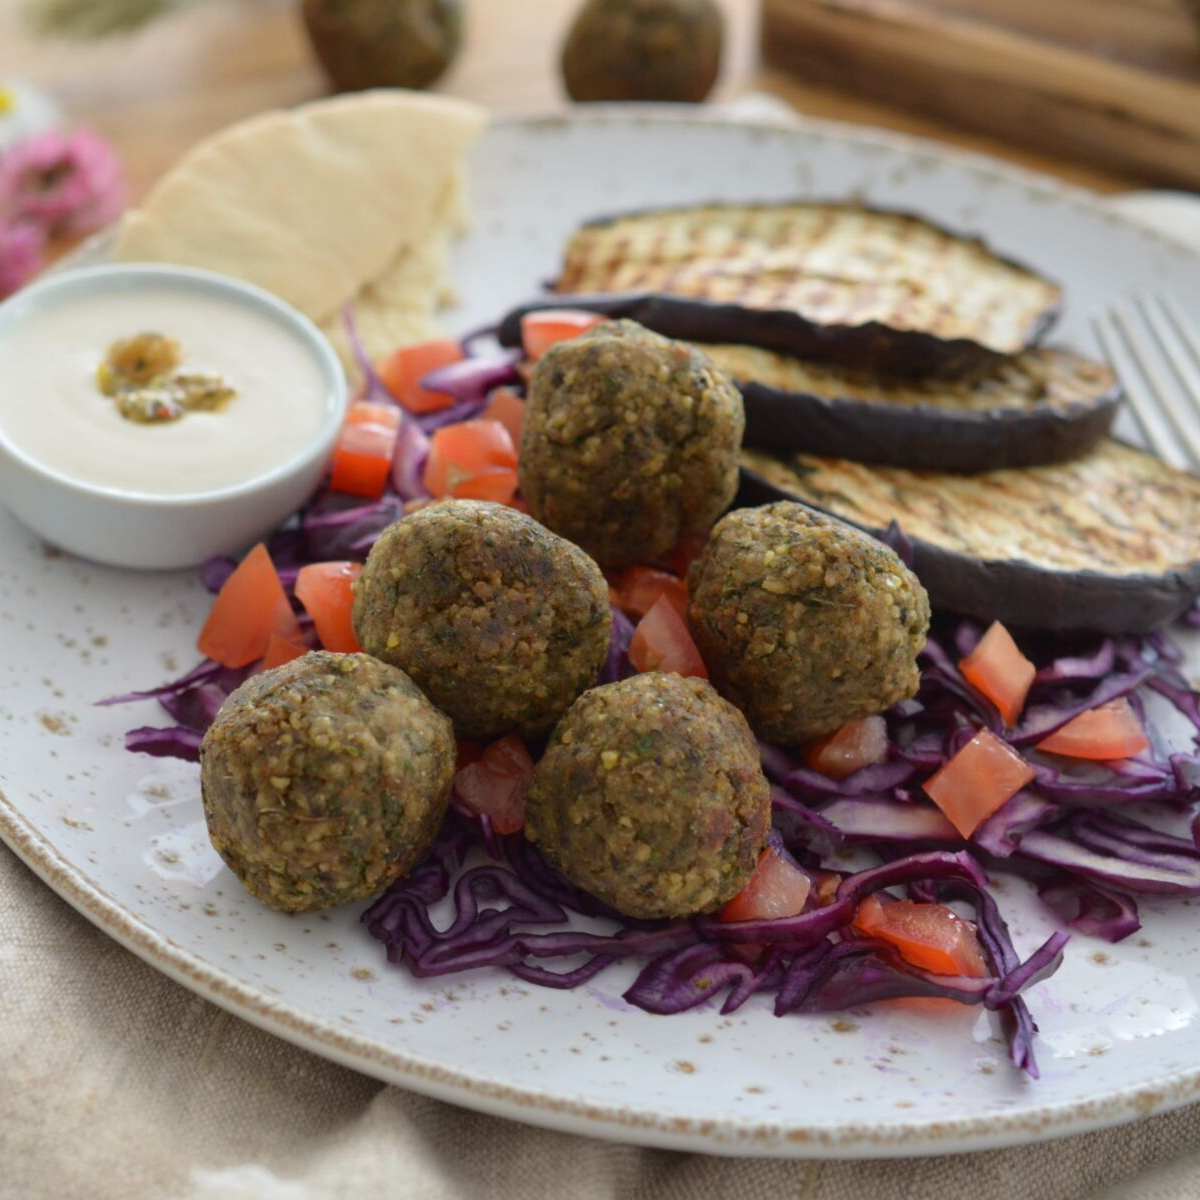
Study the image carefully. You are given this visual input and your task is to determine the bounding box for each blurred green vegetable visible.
[20,0,201,38]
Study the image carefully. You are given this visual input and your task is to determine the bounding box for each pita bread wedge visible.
[321,169,470,382]
[113,90,485,324]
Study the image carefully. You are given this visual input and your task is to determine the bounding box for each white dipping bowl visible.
[0,264,347,570]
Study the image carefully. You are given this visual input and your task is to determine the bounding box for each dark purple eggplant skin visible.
[738,375,1120,472]
[499,298,1115,472]
[498,291,1045,380]
[735,468,1200,636]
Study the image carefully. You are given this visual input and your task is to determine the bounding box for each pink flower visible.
[0,218,45,296]
[0,127,125,236]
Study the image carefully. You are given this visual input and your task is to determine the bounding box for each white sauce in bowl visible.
[0,283,332,496]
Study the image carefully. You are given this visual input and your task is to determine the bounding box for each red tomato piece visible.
[613,566,688,620]
[261,635,308,672]
[197,543,301,669]
[454,734,534,835]
[806,716,889,781]
[628,595,708,678]
[720,843,811,923]
[483,387,526,449]
[659,532,709,578]
[378,339,464,414]
[329,402,402,499]
[959,621,1036,728]
[295,562,363,653]
[423,419,519,501]
[853,893,988,977]
[1037,698,1150,760]
[521,309,604,360]
[451,468,520,505]
[923,730,1036,839]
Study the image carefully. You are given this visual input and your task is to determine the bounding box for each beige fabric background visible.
[4,842,1200,1200]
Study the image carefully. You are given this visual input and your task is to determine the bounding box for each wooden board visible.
[761,0,1200,188]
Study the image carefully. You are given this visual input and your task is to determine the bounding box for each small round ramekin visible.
[0,263,347,571]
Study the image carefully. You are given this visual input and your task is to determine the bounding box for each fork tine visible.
[1107,305,1200,471]
[1156,293,1200,374]
[1091,313,1186,470]
[1131,293,1200,468]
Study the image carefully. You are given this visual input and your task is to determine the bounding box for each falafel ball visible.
[561,0,723,104]
[200,651,455,913]
[687,502,930,745]
[519,320,744,568]
[524,672,770,919]
[352,500,611,739]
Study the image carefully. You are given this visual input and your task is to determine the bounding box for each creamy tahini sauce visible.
[0,286,330,495]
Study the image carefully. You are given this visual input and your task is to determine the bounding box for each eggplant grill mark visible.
[738,441,1200,635]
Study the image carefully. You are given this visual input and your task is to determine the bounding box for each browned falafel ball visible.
[561,0,723,104]
[351,500,611,739]
[524,672,770,919]
[687,502,930,745]
[200,651,455,913]
[519,320,744,568]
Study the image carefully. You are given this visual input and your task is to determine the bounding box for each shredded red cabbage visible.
[342,304,395,408]
[420,350,522,409]
[123,725,205,761]
[602,607,637,685]
[301,491,407,561]
[1037,877,1141,942]
[391,419,430,502]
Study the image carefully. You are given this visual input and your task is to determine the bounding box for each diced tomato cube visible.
[521,310,604,360]
[423,418,519,504]
[454,734,534,835]
[852,893,988,977]
[629,595,708,678]
[330,402,402,499]
[295,562,362,653]
[1037,698,1149,761]
[378,339,464,414]
[719,842,811,923]
[197,543,301,669]
[261,634,308,672]
[613,566,688,621]
[959,621,1036,728]
[483,387,526,448]
[923,730,1036,839]
[451,468,520,505]
[806,716,888,780]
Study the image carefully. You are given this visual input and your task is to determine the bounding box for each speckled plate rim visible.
[6,106,1200,1159]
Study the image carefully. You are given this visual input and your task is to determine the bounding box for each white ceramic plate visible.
[5,111,1200,1159]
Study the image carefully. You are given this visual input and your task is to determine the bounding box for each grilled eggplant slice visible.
[547,203,1062,378]
[739,441,1200,634]
[498,300,1116,472]
[708,342,1120,472]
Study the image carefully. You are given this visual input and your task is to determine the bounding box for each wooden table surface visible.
[0,0,1140,210]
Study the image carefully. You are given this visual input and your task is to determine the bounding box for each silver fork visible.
[1092,293,1200,473]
